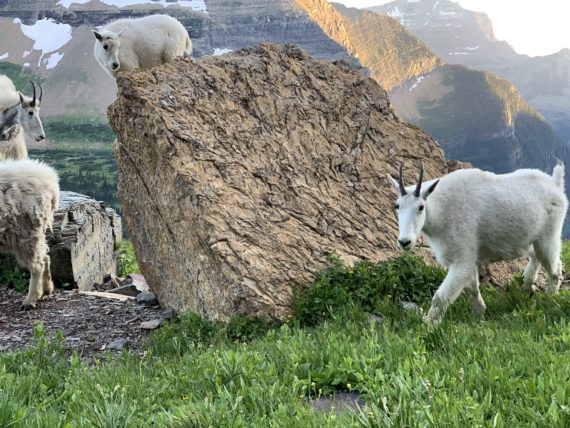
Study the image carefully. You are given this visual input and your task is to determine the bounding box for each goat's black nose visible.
[112,62,119,69]
[36,135,45,141]
[398,239,412,248]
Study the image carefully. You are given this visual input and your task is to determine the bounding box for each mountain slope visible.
[369,0,570,145]
[295,0,442,91]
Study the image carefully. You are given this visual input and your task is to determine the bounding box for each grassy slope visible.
[1,251,570,426]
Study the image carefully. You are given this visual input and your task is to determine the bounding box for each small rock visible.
[160,307,176,320]
[401,301,421,313]
[103,274,121,290]
[136,292,158,306]
[311,392,365,413]
[123,274,149,293]
[366,313,383,325]
[106,338,129,351]
[109,284,140,297]
[140,319,162,330]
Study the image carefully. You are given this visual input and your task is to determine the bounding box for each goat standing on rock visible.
[93,14,193,79]
[388,162,568,324]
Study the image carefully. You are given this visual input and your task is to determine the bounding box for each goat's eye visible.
[395,204,399,210]
[28,111,33,116]
[419,205,424,212]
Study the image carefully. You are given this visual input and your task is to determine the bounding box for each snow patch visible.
[44,52,64,69]
[14,17,72,64]
[432,1,440,11]
[213,48,232,56]
[56,0,90,7]
[440,10,458,16]
[0,52,9,60]
[409,76,424,92]
[387,6,408,26]
[465,46,480,51]
[407,0,419,2]
[23,63,30,67]
[22,50,31,58]
[449,52,472,56]
[57,0,208,13]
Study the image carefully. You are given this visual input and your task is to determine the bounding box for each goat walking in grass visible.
[0,159,59,309]
[93,14,192,79]
[0,76,45,160]
[388,162,568,324]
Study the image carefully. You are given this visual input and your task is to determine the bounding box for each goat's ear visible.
[422,179,440,200]
[387,174,400,194]
[18,91,25,105]
[93,30,103,41]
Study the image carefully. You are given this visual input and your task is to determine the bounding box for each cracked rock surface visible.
[109,43,479,320]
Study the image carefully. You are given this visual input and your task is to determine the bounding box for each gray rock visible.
[46,192,122,291]
[109,284,140,297]
[106,338,129,351]
[366,313,383,325]
[160,307,176,320]
[122,274,149,293]
[136,292,158,306]
[140,319,162,330]
[311,392,366,413]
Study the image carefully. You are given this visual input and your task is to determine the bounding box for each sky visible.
[331,0,570,57]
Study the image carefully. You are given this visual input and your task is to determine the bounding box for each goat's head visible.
[387,162,439,251]
[93,28,126,73]
[16,81,45,142]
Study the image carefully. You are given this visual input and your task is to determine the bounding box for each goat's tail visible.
[553,159,565,189]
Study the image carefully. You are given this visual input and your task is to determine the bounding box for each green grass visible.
[1,251,570,426]
[116,240,141,277]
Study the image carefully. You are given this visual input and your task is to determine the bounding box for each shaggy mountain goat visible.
[388,162,568,324]
[93,14,192,79]
[0,77,45,160]
[0,159,60,309]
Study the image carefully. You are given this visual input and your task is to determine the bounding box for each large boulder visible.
[47,192,122,290]
[108,44,491,320]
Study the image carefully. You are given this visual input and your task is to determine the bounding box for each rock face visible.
[47,191,122,290]
[109,43,453,320]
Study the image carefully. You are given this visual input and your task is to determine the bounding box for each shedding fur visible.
[93,14,193,79]
[388,162,568,324]
[0,159,60,309]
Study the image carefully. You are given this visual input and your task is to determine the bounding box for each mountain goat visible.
[387,162,568,324]
[0,159,60,309]
[0,77,45,160]
[93,14,192,79]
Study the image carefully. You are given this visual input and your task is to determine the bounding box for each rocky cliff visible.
[109,44,454,320]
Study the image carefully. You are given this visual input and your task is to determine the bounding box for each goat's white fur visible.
[0,75,45,160]
[0,159,60,309]
[93,14,192,79]
[388,163,568,324]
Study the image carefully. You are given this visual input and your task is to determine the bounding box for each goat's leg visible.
[535,238,563,295]
[467,268,486,317]
[425,263,474,325]
[523,246,540,292]
[20,256,44,310]
[41,254,54,297]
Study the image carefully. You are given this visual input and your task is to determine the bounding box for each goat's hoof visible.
[20,302,36,311]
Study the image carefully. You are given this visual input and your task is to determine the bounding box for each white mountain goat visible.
[93,14,193,79]
[0,159,60,309]
[0,77,45,160]
[387,162,568,324]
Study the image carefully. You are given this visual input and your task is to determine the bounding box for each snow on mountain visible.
[13,18,72,67]
[56,0,208,13]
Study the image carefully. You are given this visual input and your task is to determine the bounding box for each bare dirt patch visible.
[0,286,170,360]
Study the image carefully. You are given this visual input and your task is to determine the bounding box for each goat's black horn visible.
[398,164,407,196]
[30,80,36,106]
[414,162,424,197]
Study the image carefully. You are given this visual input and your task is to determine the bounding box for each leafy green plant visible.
[0,256,29,292]
[293,253,446,326]
[115,240,141,277]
